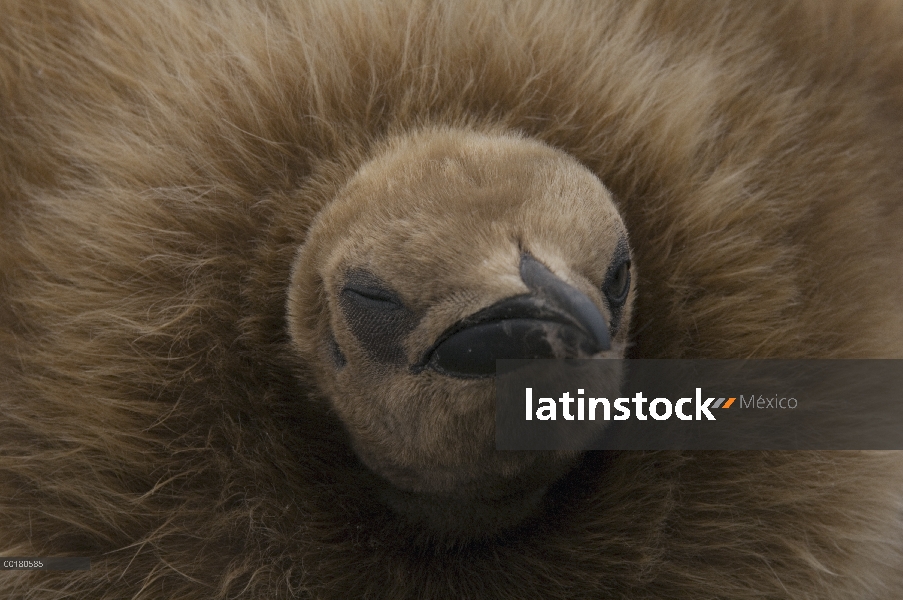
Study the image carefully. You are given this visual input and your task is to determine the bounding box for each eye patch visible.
[601,238,631,336]
[338,270,419,366]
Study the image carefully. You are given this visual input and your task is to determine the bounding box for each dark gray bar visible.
[496,359,903,450]
[0,557,90,570]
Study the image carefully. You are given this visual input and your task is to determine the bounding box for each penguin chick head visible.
[288,129,634,536]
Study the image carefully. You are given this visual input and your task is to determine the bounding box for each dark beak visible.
[417,254,611,378]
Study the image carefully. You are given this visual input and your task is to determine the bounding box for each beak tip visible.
[418,254,613,378]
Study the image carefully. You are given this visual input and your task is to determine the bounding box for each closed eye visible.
[341,285,404,309]
[603,259,631,307]
[337,269,418,366]
[600,240,631,336]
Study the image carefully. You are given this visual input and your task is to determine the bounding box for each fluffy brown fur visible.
[2,0,903,598]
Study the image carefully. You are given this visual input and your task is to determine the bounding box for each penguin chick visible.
[287,128,634,534]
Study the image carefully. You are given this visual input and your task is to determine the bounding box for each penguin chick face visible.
[288,129,633,532]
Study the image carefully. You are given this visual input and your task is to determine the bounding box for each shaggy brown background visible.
[2,0,903,598]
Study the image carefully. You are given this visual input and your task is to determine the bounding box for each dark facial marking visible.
[327,331,347,369]
[338,269,419,366]
[602,239,631,336]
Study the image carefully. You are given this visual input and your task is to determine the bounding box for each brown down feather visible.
[2,0,903,598]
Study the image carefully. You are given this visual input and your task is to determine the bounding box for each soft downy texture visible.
[1,0,903,598]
